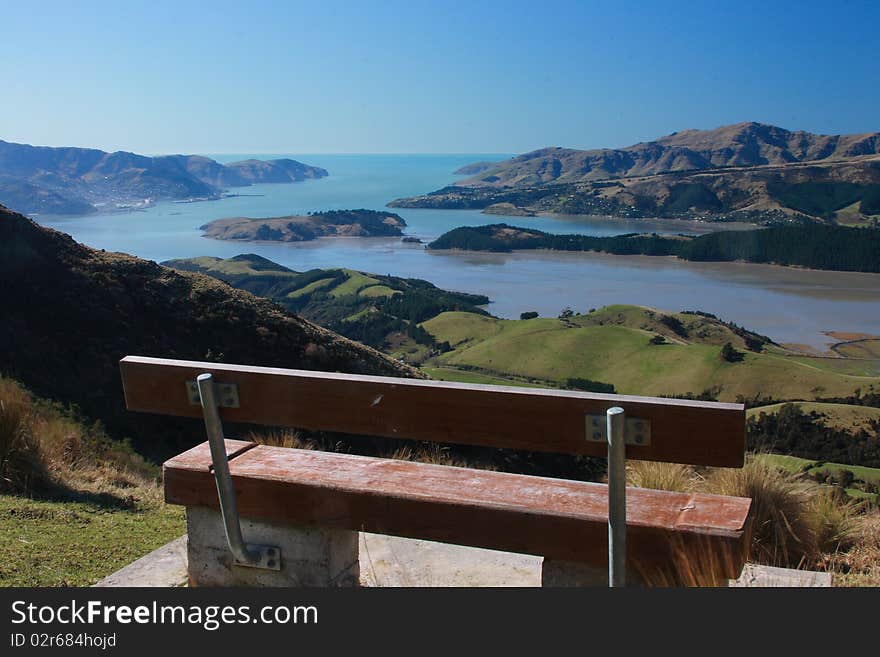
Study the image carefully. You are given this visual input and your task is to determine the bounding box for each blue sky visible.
[2,0,878,154]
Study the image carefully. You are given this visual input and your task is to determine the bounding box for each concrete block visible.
[94,535,188,587]
[541,559,611,587]
[185,506,360,587]
[728,564,833,587]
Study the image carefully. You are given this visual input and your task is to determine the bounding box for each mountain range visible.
[391,123,880,223]
[457,122,880,186]
[0,140,328,216]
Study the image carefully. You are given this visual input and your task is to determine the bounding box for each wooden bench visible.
[120,355,753,587]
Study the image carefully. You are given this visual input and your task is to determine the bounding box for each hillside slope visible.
[422,306,879,402]
[163,254,489,361]
[0,206,417,457]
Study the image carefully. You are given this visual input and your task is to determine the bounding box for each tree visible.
[649,334,666,345]
[520,311,539,320]
[721,342,744,363]
[558,307,574,319]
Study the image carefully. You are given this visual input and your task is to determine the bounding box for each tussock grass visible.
[248,429,318,450]
[704,457,819,567]
[626,460,702,492]
[249,428,495,471]
[627,454,876,585]
[384,444,495,470]
[635,535,747,587]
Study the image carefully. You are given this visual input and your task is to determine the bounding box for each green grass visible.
[329,270,380,297]
[748,402,880,432]
[422,307,880,401]
[286,277,336,299]
[421,366,553,388]
[756,454,880,502]
[787,354,880,377]
[168,254,297,278]
[359,285,400,298]
[0,495,184,586]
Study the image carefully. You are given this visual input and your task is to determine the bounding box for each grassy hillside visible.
[0,377,183,586]
[422,305,880,401]
[748,402,880,433]
[164,255,490,361]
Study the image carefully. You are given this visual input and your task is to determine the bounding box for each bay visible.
[38,154,880,349]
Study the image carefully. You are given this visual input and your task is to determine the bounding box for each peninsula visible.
[427,222,880,273]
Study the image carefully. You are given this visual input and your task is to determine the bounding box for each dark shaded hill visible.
[0,140,328,215]
[0,206,417,458]
[428,223,880,272]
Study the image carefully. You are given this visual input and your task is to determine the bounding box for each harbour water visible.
[38,154,880,349]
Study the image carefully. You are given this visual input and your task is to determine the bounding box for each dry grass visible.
[626,460,702,492]
[820,510,880,586]
[384,444,494,470]
[248,429,318,450]
[635,535,748,587]
[704,458,821,567]
[0,392,45,494]
[625,454,874,585]
[0,377,161,505]
[249,429,496,471]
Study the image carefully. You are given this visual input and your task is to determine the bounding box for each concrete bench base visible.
[185,507,360,587]
[542,559,618,587]
[96,530,833,587]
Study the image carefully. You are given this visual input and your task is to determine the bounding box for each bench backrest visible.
[120,355,745,467]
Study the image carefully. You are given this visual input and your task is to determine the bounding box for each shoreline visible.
[425,245,880,277]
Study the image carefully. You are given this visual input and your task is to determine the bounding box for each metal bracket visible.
[194,373,280,571]
[236,544,281,570]
[585,414,651,446]
[187,380,240,408]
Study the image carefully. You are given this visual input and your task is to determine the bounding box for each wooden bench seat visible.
[164,439,752,578]
[121,356,752,585]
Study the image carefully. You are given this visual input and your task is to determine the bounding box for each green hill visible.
[163,255,490,361]
[421,306,880,402]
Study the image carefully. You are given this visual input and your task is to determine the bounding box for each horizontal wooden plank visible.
[164,442,752,577]
[122,355,745,466]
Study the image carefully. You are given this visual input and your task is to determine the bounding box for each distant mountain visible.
[224,158,329,183]
[0,205,414,458]
[453,160,501,176]
[391,123,880,223]
[457,123,880,187]
[0,140,328,216]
